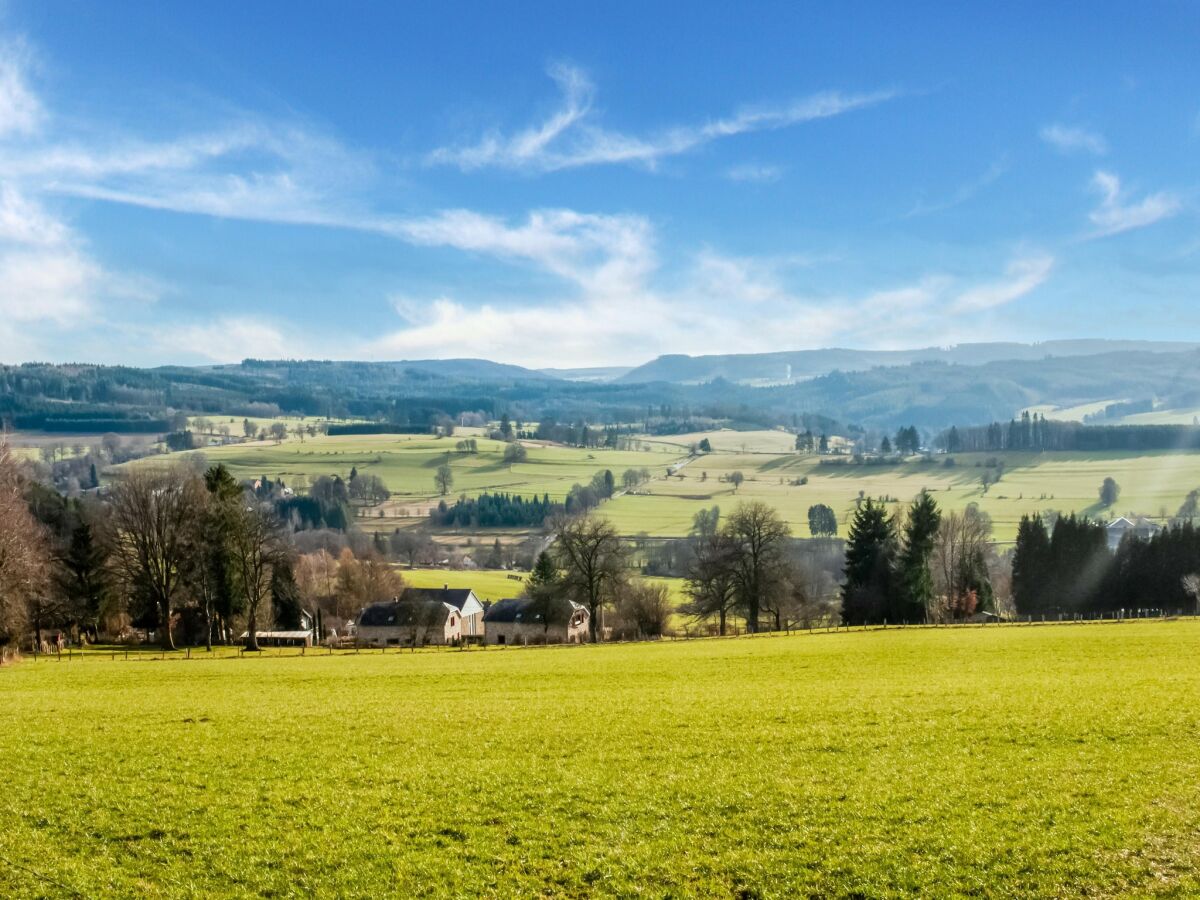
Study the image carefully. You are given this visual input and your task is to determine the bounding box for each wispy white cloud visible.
[0,184,100,326]
[0,40,42,138]
[427,62,897,173]
[904,159,1008,218]
[725,163,785,184]
[1088,169,1180,236]
[953,253,1054,312]
[149,316,293,363]
[1040,124,1107,155]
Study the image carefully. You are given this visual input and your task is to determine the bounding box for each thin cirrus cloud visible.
[952,254,1055,312]
[1087,170,1181,237]
[903,158,1008,218]
[725,163,785,184]
[1040,124,1108,155]
[426,62,898,173]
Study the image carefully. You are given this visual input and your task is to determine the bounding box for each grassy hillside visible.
[601,445,1200,541]
[135,433,686,503]
[399,566,529,602]
[4,622,1200,896]
[130,428,1200,542]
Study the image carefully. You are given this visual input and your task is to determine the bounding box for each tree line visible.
[940,413,1200,453]
[1013,514,1200,615]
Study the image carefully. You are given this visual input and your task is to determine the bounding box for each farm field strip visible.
[4,622,1200,897]
[134,428,1200,543]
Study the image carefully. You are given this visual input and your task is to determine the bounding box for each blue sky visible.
[0,1,1197,367]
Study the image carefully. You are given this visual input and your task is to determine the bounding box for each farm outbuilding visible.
[482,597,589,645]
[401,587,486,642]
[238,630,313,647]
[356,599,463,647]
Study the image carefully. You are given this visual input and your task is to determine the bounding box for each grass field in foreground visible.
[4,622,1200,897]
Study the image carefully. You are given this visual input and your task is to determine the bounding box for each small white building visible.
[356,599,462,647]
[402,587,485,642]
[483,597,589,646]
[1106,516,1161,551]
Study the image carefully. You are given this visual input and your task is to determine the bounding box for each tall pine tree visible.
[896,492,941,623]
[842,500,897,625]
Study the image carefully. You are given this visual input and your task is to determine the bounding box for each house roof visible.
[358,599,454,628]
[483,597,585,625]
[403,587,477,610]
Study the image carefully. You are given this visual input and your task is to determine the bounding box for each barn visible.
[356,599,463,647]
[401,587,486,642]
[483,597,589,645]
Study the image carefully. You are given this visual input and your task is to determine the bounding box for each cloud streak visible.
[1040,124,1107,155]
[1088,170,1180,237]
[427,63,897,172]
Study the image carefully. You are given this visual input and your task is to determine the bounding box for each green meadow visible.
[4,622,1200,897]
[132,427,1200,542]
[399,566,529,603]
[601,443,1200,541]
[149,433,684,504]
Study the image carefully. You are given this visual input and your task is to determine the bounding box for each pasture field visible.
[399,566,530,602]
[396,568,690,615]
[4,622,1200,897]
[134,426,1200,542]
[602,448,1200,541]
[141,433,684,503]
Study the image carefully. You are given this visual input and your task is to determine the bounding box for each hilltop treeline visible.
[939,413,1200,453]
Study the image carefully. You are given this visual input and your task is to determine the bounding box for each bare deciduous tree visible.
[725,501,791,633]
[933,505,994,621]
[551,514,629,642]
[0,443,48,654]
[612,579,672,639]
[228,502,286,651]
[107,466,201,650]
[682,531,739,635]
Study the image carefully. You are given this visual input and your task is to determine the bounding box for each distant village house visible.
[483,597,589,646]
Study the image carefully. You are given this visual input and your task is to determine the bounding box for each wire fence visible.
[17,607,1197,666]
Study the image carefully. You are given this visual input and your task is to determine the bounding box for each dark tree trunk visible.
[718,609,726,636]
[245,607,259,651]
[159,599,175,650]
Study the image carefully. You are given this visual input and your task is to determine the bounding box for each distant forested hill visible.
[617,340,1200,385]
[4,346,1200,435]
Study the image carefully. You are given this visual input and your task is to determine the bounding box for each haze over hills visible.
[613,341,1200,385]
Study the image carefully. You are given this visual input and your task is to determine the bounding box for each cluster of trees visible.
[428,492,562,529]
[526,516,679,641]
[1013,515,1200,614]
[840,495,1002,624]
[940,414,1200,453]
[564,470,617,514]
[795,430,829,453]
[808,504,838,537]
[0,442,425,656]
[891,426,921,454]
[681,501,841,635]
[534,419,632,449]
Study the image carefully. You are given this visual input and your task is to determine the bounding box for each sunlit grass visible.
[3,621,1200,897]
